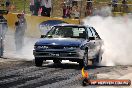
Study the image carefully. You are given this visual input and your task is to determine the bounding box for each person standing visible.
[0,13,8,39]
[85,0,93,16]
[112,0,118,12]
[121,0,128,12]
[44,0,52,17]
[122,0,127,4]
[5,0,11,12]
[34,0,41,16]
[0,12,8,57]
[15,14,27,51]
[40,0,47,16]
[30,0,35,15]
[74,6,80,19]
[62,2,67,18]
[66,6,71,18]
[72,4,80,19]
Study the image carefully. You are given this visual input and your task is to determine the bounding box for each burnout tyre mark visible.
[1,60,129,88]
[9,65,80,88]
[0,65,64,88]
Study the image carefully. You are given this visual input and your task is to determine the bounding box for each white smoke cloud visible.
[4,29,38,61]
[4,6,132,66]
[83,13,132,66]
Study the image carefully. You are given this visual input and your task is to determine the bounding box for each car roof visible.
[54,23,91,28]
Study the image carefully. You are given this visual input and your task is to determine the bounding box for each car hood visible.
[35,38,85,47]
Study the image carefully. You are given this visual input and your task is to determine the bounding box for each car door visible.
[87,27,97,59]
[89,27,103,56]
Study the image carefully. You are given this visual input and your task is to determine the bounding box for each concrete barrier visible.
[5,13,80,37]
[113,12,128,16]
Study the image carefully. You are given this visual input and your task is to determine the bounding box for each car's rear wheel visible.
[35,58,43,67]
[53,59,62,64]
[96,52,102,66]
[93,53,102,66]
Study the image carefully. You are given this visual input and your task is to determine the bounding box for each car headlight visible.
[34,46,49,49]
[63,46,78,49]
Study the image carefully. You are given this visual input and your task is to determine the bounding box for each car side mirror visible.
[89,37,95,40]
[40,35,46,38]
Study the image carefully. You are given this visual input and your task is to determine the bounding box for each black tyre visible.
[35,58,43,67]
[79,61,83,68]
[53,59,62,64]
[83,52,89,67]
[93,53,102,66]
[79,51,88,68]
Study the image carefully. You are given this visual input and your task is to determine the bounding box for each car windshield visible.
[46,26,86,39]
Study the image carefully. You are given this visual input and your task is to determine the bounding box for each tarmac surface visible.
[0,33,131,88]
[0,59,132,88]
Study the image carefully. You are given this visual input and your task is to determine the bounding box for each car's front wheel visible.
[83,51,89,67]
[79,51,88,68]
[35,58,43,67]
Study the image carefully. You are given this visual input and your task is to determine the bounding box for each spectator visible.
[122,0,127,4]
[66,6,72,18]
[62,0,74,18]
[34,0,41,16]
[73,6,80,19]
[87,0,93,10]
[121,0,128,12]
[40,0,47,16]
[0,13,8,39]
[30,0,35,15]
[72,4,80,19]
[112,0,118,12]
[15,14,27,51]
[10,3,16,11]
[92,7,99,16]
[0,12,8,57]
[5,0,11,12]
[72,3,77,12]
[85,0,93,16]
[72,1,77,6]
[62,2,67,18]
[66,0,72,7]
[87,0,93,8]
[44,0,52,17]
[85,5,92,16]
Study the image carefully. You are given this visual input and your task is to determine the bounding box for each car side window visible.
[87,27,93,37]
[90,27,100,39]
[87,28,93,37]
[90,27,96,36]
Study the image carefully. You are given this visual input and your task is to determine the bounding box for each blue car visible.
[33,24,104,67]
